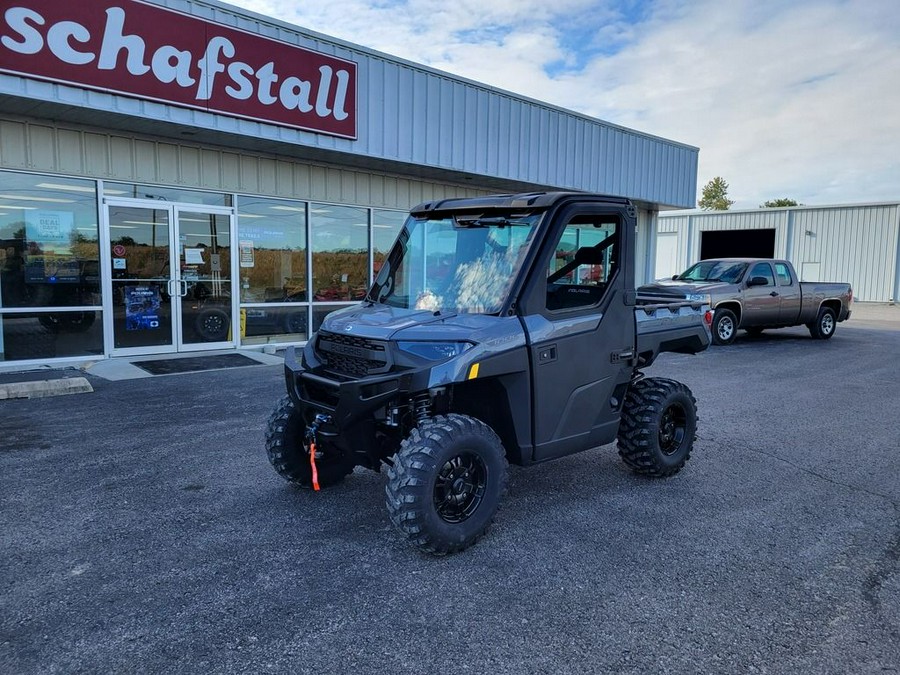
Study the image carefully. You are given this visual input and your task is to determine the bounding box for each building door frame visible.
[100,197,237,357]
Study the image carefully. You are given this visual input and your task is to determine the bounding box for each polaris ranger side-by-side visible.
[266,193,712,554]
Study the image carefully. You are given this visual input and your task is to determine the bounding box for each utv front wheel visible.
[385,414,508,555]
[618,378,697,477]
[265,395,354,488]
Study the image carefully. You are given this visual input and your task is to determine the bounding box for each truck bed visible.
[635,295,711,366]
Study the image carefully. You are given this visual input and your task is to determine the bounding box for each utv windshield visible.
[368,212,542,314]
[678,260,748,283]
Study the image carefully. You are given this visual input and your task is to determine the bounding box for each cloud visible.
[225,0,900,207]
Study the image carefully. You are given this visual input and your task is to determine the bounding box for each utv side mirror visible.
[747,276,768,287]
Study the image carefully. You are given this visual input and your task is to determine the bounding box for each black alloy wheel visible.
[658,402,688,456]
[195,308,229,341]
[433,452,488,524]
[617,377,698,477]
[386,414,507,555]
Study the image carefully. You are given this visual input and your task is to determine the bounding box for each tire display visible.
[194,308,230,342]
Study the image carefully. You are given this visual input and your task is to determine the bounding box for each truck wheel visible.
[265,395,354,488]
[808,306,837,340]
[711,308,738,345]
[617,378,697,477]
[385,414,508,555]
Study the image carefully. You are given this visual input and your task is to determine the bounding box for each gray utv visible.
[266,192,712,554]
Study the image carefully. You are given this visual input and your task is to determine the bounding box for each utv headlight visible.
[397,341,474,361]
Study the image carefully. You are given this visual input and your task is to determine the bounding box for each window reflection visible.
[237,196,307,303]
[311,204,368,302]
[104,182,231,207]
[372,209,405,278]
[0,171,100,309]
[237,196,309,345]
[0,311,103,360]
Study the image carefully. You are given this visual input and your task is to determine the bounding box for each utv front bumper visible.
[283,347,426,430]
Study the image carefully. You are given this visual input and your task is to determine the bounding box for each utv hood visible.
[320,303,508,342]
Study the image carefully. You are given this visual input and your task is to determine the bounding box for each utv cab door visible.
[519,205,637,462]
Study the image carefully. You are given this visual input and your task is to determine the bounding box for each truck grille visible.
[316,331,389,377]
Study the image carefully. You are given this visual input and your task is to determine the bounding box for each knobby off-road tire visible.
[711,308,738,346]
[265,395,354,488]
[385,414,508,555]
[617,378,698,477]
[807,306,837,340]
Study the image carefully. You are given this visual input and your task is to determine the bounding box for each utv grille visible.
[316,331,389,377]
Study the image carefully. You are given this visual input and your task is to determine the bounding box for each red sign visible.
[0,0,357,138]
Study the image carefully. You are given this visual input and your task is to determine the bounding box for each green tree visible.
[698,177,734,210]
[761,198,800,208]
[698,177,735,210]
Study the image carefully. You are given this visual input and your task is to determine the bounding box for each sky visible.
[224,0,900,209]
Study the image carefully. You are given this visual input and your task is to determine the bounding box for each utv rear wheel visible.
[385,414,508,555]
[618,378,697,477]
[808,306,837,340]
[711,308,738,345]
[265,395,353,488]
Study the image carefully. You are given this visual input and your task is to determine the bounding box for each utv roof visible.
[411,192,632,216]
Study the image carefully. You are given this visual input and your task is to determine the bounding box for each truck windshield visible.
[369,212,542,314]
[678,261,747,283]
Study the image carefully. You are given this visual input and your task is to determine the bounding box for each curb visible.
[0,377,94,401]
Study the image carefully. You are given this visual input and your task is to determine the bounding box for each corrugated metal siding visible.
[0,0,698,208]
[790,206,899,303]
[658,206,900,302]
[0,117,491,210]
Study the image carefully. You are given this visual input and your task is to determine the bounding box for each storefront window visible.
[311,204,368,302]
[104,182,232,207]
[237,196,308,345]
[236,196,307,303]
[0,171,102,361]
[372,209,406,277]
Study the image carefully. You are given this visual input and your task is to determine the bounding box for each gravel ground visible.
[1,323,898,674]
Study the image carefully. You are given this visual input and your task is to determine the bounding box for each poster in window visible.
[24,211,79,283]
[124,285,161,331]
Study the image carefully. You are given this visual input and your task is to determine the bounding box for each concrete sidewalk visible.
[843,301,900,331]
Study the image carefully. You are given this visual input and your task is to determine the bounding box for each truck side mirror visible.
[747,276,768,287]
[671,275,679,280]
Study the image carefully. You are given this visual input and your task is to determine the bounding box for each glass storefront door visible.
[175,209,233,348]
[104,200,235,356]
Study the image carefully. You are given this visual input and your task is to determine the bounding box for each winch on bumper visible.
[282,333,450,461]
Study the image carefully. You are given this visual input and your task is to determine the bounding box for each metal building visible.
[0,0,698,367]
[656,202,900,303]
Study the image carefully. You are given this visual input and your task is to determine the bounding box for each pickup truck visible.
[639,258,852,345]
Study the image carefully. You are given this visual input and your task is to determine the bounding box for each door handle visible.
[538,345,557,364]
[769,291,779,297]
[180,280,188,297]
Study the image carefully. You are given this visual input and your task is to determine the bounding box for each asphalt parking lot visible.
[2,321,899,674]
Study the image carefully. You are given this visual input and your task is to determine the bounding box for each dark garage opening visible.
[700,229,776,259]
